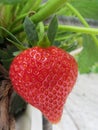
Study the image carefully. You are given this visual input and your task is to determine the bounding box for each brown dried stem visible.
[0,64,15,130]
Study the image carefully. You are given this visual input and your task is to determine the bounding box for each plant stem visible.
[66,3,89,27]
[58,25,98,35]
[0,26,22,44]
[66,2,98,46]
[31,0,67,23]
[20,0,35,14]
[56,33,81,41]
[12,0,67,34]
[45,25,98,35]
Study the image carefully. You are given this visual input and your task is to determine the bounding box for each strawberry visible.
[9,46,78,124]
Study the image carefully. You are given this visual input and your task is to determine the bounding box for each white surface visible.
[16,105,42,130]
[16,74,98,130]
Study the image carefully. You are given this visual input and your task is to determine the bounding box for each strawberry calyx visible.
[38,34,51,48]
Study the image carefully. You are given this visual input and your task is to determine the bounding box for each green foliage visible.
[78,35,98,73]
[0,27,26,50]
[71,0,98,20]
[0,0,24,4]
[38,34,51,48]
[91,63,98,73]
[47,16,58,44]
[23,17,39,47]
[0,27,22,45]
[0,0,98,119]
[58,0,98,20]
[0,0,98,74]
[54,31,79,52]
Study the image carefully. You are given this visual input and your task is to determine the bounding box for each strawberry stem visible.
[31,0,67,23]
[38,34,51,48]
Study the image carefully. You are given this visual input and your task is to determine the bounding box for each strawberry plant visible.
[0,0,98,130]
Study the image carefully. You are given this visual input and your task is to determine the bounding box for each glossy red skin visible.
[9,46,78,123]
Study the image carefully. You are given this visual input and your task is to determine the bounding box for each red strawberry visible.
[9,46,78,123]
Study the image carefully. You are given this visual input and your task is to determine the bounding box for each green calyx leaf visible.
[38,34,51,48]
[47,15,58,45]
[23,16,39,47]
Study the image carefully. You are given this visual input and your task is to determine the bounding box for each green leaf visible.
[0,26,22,45]
[47,16,58,44]
[38,34,51,48]
[78,35,98,73]
[7,38,26,50]
[23,17,39,47]
[58,0,98,20]
[91,63,98,73]
[71,0,98,20]
[0,0,24,4]
[20,0,40,14]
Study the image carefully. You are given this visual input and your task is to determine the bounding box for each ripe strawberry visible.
[9,46,78,123]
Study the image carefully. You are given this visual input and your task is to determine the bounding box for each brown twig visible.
[10,116,16,130]
[0,80,11,99]
[0,78,15,130]
[0,97,10,130]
